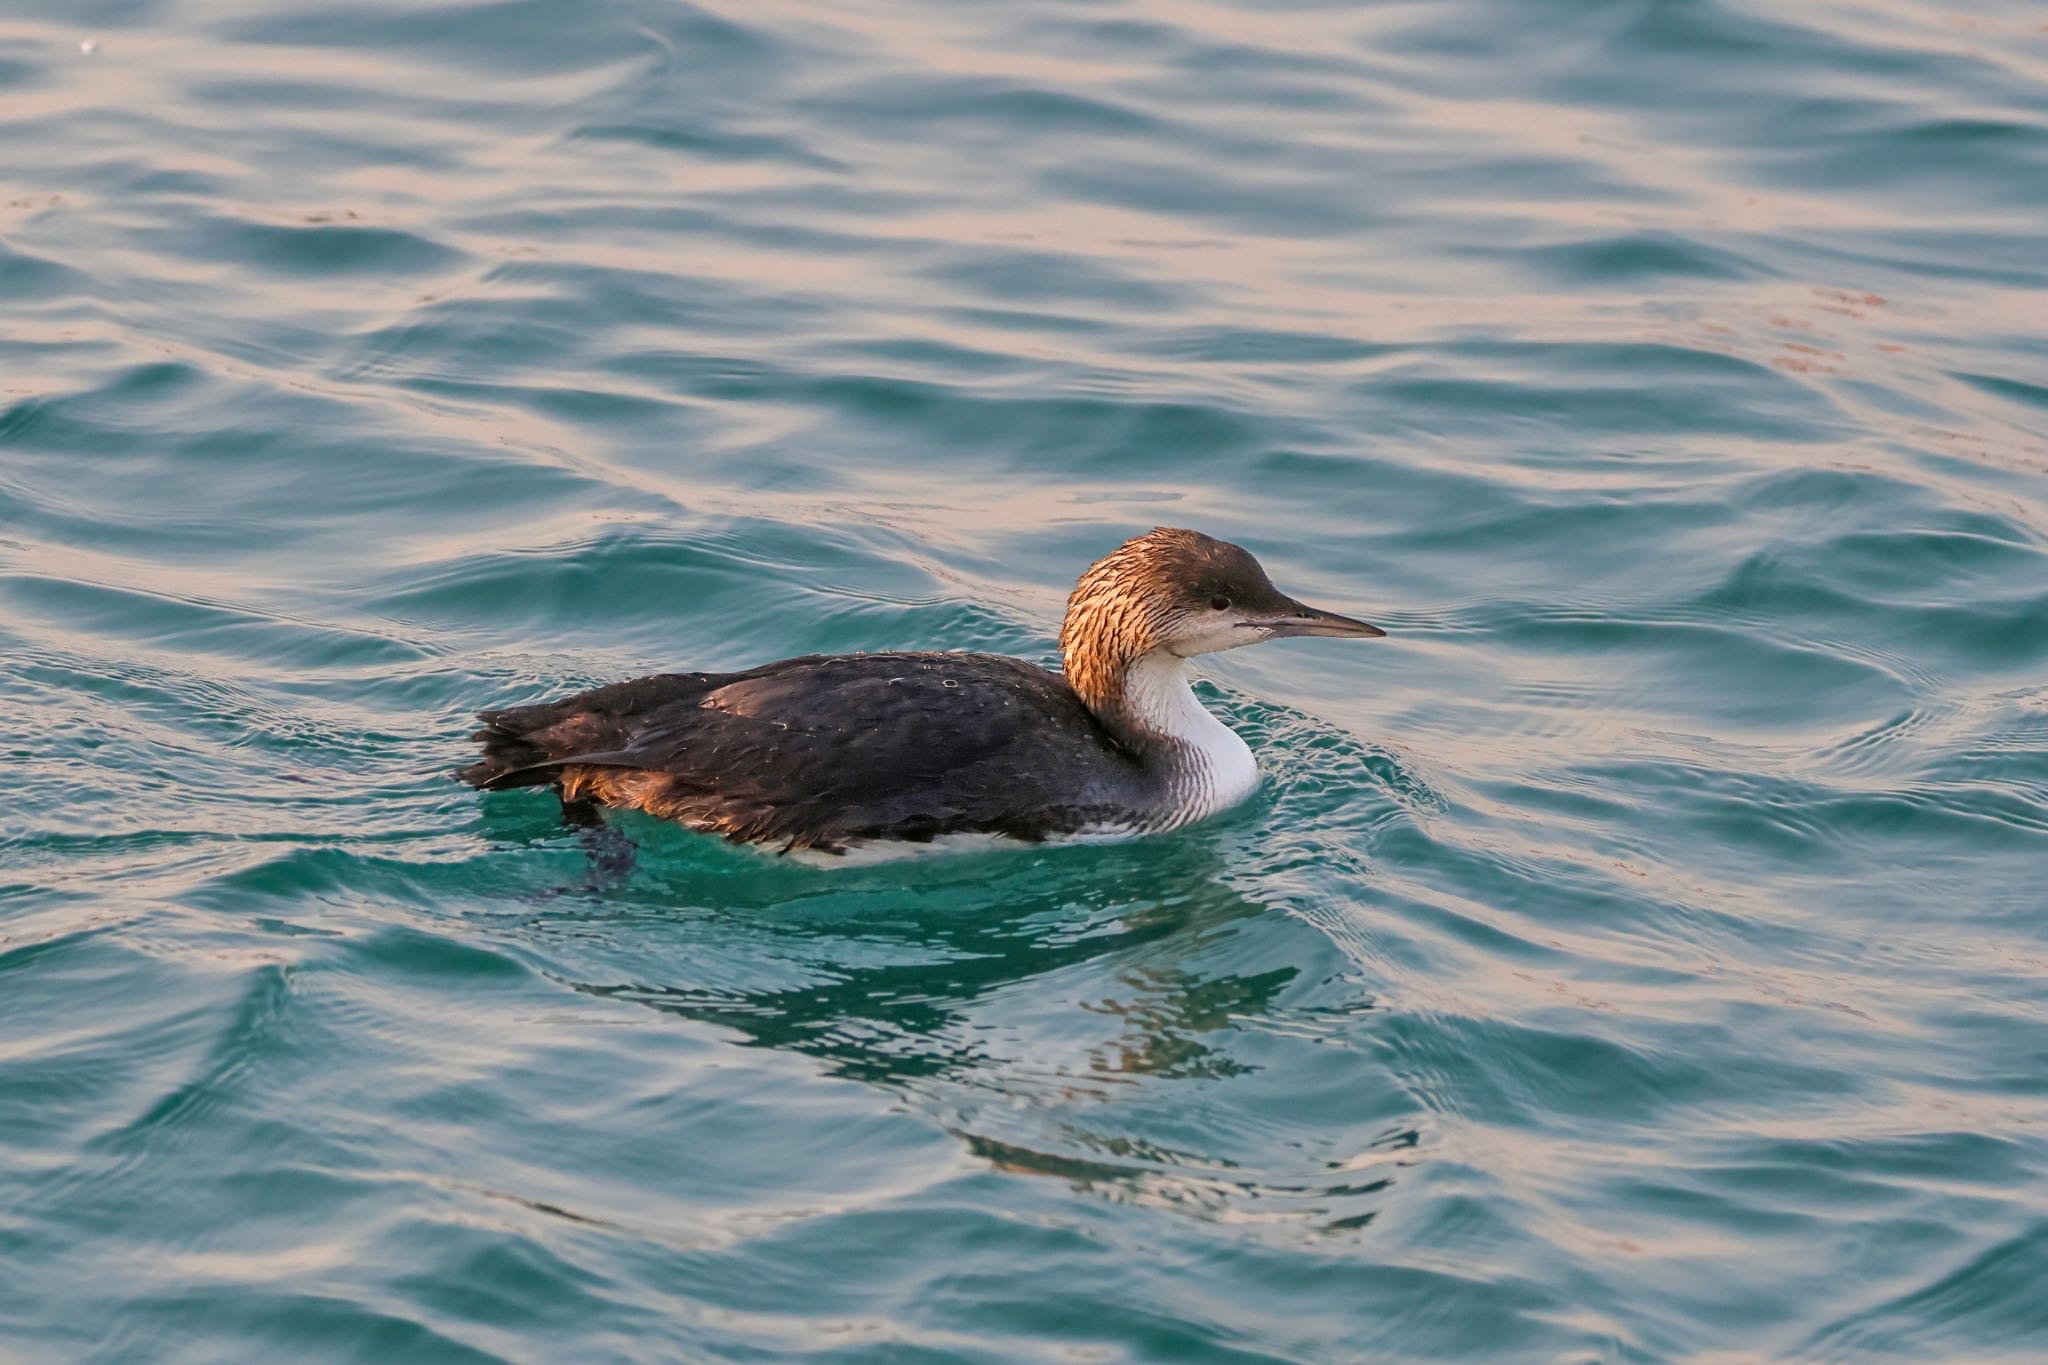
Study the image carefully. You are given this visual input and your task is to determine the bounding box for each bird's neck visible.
[1064,637,1259,821]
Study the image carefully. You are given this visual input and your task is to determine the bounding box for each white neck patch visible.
[1117,651,1260,823]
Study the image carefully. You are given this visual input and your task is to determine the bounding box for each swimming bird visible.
[460,527,1383,856]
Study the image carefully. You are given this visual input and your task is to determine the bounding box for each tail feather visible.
[460,672,718,793]
[457,719,558,790]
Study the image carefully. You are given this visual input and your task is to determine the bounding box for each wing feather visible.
[462,652,1142,847]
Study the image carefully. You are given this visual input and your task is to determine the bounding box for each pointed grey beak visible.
[1248,600,1386,639]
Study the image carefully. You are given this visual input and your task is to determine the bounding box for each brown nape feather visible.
[1061,529,1177,715]
[1058,526,1276,720]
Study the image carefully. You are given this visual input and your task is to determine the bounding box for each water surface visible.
[5,0,2048,1359]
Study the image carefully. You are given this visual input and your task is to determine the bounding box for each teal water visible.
[5,0,2047,1358]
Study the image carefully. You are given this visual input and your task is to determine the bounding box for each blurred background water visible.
[4,0,2047,1359]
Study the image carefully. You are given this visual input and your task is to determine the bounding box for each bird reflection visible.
[531,822,1407,1235]
[561,833,1292,1089]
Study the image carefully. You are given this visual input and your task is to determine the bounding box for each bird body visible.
[461,529,1382,856]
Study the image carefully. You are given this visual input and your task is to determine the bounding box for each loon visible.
[460,527,1383,856]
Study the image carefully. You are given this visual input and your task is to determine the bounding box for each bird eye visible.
[1210,596,1231,611]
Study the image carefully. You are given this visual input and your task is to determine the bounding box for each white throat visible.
[1116,651,1260,824]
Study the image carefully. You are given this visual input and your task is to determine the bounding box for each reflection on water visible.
[570,869,1272,1089]
[538,830,1410,1232]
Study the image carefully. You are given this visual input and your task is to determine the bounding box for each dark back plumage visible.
[461,652,1152,852]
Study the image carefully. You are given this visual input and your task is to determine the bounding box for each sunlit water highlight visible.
[5,0,2047,1359]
